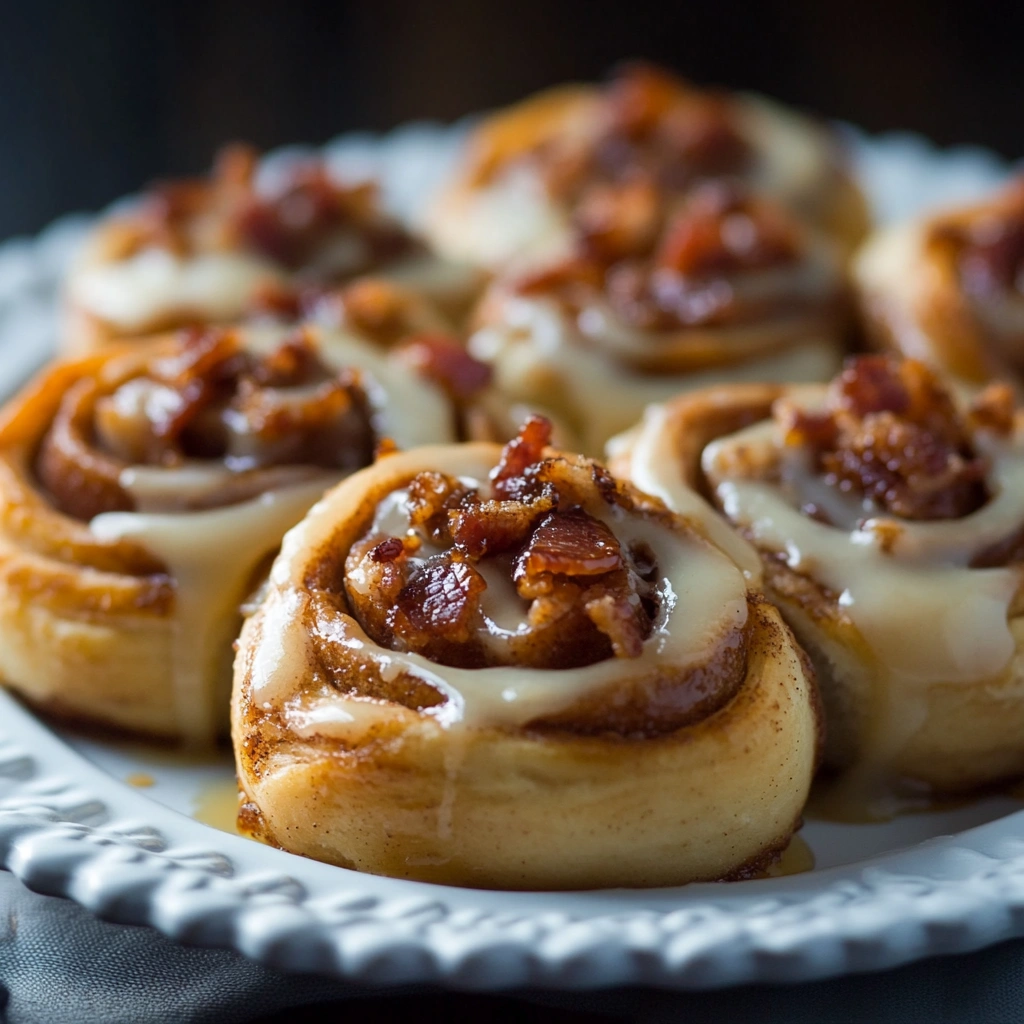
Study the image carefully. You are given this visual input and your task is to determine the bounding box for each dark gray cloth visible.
[1,869,1024,1024]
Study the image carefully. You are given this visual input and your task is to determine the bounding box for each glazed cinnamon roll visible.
[611,356,1024,809]
[855,176,1024,389]
[469,181,849,454]
[426,62,869,271]
[66,144,481,353]
[232,417,820,889]
[0,322,460,743]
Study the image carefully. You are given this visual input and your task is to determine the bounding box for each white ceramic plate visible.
[0,124,1021,990]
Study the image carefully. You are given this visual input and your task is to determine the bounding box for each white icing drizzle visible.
[608,402,764,583]
[428,168,575,271]
[91,479,330,744]
[70,249,287,331]
[251,445,750,732]
[471,295,840,453]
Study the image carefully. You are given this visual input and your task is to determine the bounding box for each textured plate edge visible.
[0,125,1022,990]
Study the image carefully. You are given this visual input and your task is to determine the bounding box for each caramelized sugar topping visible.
[118,143,414,275]
[780,356,1009,521]
[344,417,660,669]
[517,181,808,330]
[37,329,376,519]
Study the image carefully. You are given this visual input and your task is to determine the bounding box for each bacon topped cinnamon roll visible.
[855,177,1024,390]
[232,417,820,889]
[469,180,849,454]
[66,145,481,353]
[611,356,1024,809]
[426,63,869,271]
[0,321,460,743]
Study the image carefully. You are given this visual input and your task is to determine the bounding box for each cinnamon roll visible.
[855,176,1024,389]
[0,322,460,743]
[232,417,820,889]
[426,62,869,271]
[66,145,481,354]
[469,181,849,454]
[611,356,1024,809]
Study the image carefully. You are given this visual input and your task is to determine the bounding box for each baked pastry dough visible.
[65,145,481,353]
[232,417,820,888]
[426,63,869,271]
[0,321,460,743]
[855,177,1024,389]
[469,181,849,454]
[610,356,1024,809]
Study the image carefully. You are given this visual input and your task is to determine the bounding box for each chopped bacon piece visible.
[656,185,800,278]
[517,509,623,579]
[601,64,749,178]
[405,471,473,542]
[779,404,840,451]
[344,425,662,671]
[394,334,492,399]
[490,416,553,499]
[393,557,485,644]
[574,180,662,262]
[970,383,1016,436]
[820,413,988,521]
[584,590,646,659]
[369,537,405,563]
[783,356,992,521]
[449,496,554,559]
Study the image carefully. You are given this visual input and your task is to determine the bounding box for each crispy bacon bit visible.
[574,180,663,263]
[405,471,473,542]
[491,415,554,499]
[370,537,405,563]
[343,419,662,671]
[515,182,806,331]
[584,590,646,659]
[39,327,380,520]
[393,558,486,645]
[234,166,409,271]
[393,334,492,399]
[782,356,991,520]
[656,185,801,278]
[449,496,554,559]
[517,510,623,579]
[600,64,750,180]
[969,383,1016,436]
[122,143,415,280]
[780,405,840,450]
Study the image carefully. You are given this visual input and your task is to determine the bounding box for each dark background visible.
[0,0,1021,241]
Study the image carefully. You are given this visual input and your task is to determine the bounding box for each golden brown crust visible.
[232,434,820,888]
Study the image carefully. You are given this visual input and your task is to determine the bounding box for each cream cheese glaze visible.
[247,445,750,732]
